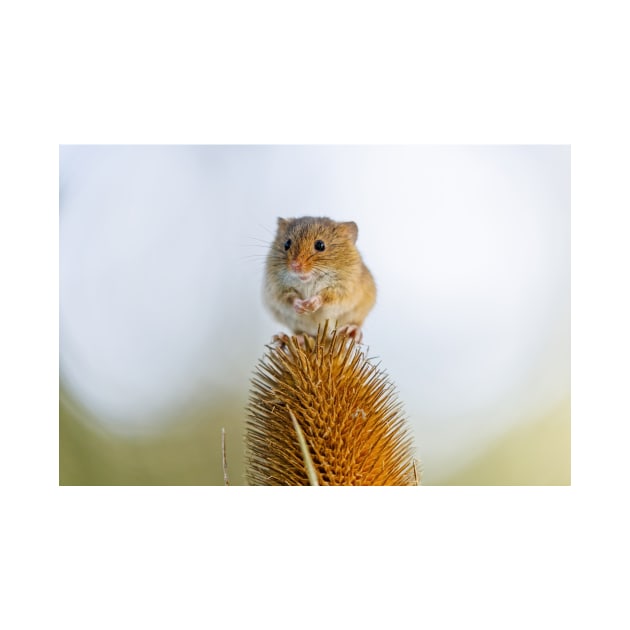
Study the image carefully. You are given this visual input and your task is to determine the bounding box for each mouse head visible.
[271,216,359,281]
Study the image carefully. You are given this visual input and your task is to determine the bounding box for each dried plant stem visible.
[289,408,320,486]
[221,427,230,486]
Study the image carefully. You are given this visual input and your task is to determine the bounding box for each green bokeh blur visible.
[59,386,247,486]
[60,384,569,485]
[441,399,570,485]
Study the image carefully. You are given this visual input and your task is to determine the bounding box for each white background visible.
[2,1,629,629]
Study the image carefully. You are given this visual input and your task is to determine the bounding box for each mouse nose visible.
[290,260,303,273]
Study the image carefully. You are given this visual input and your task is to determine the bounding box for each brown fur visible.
[264,216,377,337]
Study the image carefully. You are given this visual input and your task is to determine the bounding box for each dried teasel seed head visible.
[245,324,420,486]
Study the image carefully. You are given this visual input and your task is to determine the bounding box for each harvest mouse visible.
[264,216,376,343]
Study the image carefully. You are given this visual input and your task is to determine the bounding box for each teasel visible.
[245,322,420,486]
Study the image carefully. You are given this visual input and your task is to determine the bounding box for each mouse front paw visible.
[293,295,323,314]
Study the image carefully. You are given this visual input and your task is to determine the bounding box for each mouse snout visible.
[290,260,304,273]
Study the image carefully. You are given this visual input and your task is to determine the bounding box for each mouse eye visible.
[283,239,292,251]
[314,240,326,252]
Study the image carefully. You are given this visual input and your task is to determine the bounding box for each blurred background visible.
[59,145,570,485]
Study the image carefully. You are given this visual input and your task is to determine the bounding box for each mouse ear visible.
[276,217,288,232]
[339,221,358,243]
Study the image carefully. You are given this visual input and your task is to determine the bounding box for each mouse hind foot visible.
[335,324,363,344]
[272,332,309,349]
